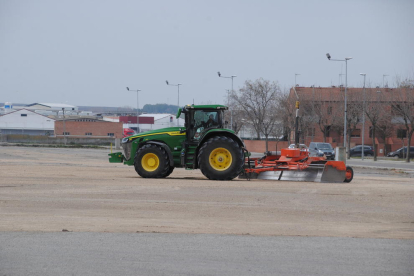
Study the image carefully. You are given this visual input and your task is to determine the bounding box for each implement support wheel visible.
[344,166,354,183]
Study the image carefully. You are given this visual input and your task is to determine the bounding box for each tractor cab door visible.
[191,109,222,141]
[180,107,224,169]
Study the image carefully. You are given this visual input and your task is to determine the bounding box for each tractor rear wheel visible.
[134,144,170,178]
[198,136,244,180]
[344,166,354,183]
[164,166,175,178]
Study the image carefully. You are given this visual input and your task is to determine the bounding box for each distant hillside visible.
[78,106,134,113]
[142,104,179,114]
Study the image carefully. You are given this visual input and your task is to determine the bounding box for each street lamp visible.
[383,74,389,88]
[166,80,182,126]
[217,71,237,105]
[360,73,366,161]
[326,53,352,159]
[218,71,237,130]
[62,108,66,145]
[295,73,300,87]
[126,87,141,132]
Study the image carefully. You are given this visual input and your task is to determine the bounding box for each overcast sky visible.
[1,0,413,108]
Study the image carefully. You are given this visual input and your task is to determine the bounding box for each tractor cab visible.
[178,104,227,141]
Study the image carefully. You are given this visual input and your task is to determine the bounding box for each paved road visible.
[1,232,413,276]
[347,158,414,170]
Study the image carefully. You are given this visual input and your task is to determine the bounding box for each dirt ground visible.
[1,146,413,239]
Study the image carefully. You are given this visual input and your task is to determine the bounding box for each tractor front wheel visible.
[134,144,171,178]
[198,136,244,180]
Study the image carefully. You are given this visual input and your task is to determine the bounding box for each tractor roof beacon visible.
[108,104,246,181]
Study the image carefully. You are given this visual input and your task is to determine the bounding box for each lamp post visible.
[339,73,345,86]
[62,108,66,145]
[166,80,182,126]
[326,53,352,159]
[218,71,236,130]
[295,73,300,87]
[126,87,141,132]
[383,74,389,88]
[360,73,366,161]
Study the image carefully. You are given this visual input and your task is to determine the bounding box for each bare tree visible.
[364,87,389,161]
[344,91,364,158]
[226,97,248,134]
[300,87,344,143]
[279,92,296,144]
[231,78,282,152]
[391,77,414,162]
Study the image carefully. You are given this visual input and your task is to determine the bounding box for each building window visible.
[63,132,70,135]
[391,104,402,115]
[85,132,92,136]
[107,133,114,137]
[397,129,407,139]
[307,128,315,137]
[351,129,361,137]
[21,114,27,117]
[325,126,331,137]
[327,106,332,115]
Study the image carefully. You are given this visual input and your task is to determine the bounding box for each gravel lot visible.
[1,146,413,239]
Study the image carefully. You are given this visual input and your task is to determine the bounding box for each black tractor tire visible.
[134,144,171,178]
[197,136,244,181]
[164,166,175,178]
[344,166,354,183]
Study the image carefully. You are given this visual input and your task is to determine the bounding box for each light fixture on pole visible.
[217,71,237,105]
[218,71,236,130]
[326,53,352,160]
[360,73,366,161]
[126,87,141,133]
[166,80,182,126]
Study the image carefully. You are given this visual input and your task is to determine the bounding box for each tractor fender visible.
[197,130,245,157]
[139,141,174,167]
[199,130,245,148]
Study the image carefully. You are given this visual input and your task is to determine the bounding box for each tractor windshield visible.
[192,110,222,139]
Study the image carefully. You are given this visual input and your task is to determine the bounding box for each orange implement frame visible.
[243,148,352,183]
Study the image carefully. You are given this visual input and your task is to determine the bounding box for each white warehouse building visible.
[0,109,55,135]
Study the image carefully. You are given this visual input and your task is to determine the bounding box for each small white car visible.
[288,144,308,150]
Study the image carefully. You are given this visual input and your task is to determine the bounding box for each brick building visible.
[289,86,413,156]
[55,118,123,139]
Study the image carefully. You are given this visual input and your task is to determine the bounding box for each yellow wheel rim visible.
[209,147,232,171]
[141,153,159,172]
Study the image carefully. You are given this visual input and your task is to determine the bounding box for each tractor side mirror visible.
[176,108,182,119]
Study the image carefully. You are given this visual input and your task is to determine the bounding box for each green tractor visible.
[109,104,245,180]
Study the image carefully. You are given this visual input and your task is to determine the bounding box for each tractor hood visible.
[122,127,184,143]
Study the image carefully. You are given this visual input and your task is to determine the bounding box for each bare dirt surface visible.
[1,146,413,239]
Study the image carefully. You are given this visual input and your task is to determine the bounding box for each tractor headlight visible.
[122,142,132,161]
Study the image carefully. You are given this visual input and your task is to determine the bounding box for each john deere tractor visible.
[109,105,245,180]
